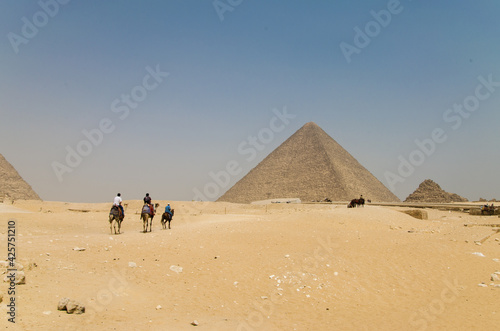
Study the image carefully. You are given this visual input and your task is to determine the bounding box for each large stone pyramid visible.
[404,179,467,203]
[0,153,41,200]
[217,122,400,203]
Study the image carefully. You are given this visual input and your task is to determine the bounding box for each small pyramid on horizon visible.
[404,179,467,203]
[217,122,400,203]
[0,153,41,201]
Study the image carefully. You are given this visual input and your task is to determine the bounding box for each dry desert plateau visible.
[1,200,499,330]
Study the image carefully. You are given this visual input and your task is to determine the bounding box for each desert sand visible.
[0,200,499,330]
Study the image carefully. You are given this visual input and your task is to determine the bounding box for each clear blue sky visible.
[1,0,499,203]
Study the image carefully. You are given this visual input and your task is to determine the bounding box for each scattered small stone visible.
[475,242,482,246]
[128,262,137,268]
[43,311,51,315]
[57,298,70,310]
[67,300,85,314]
[73,247,86,251]
[58,298,85,314]
[284,254,290,258]
[191,320,199,326]
[156,305,162,310]
[493,259,500,263]
[260,296,268,300]
[333,272,339,276]
[472,252,485,257]
[478,283,488,287]
[402,209,428,220]
[233,281,238,286]
[491,273,500,282]
[3,271,25,285]
[170,265,183,273]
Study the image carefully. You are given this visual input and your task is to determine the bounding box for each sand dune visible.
[0,200,499,330]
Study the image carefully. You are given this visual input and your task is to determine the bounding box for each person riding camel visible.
[114,193,124,217]
[143,193,154,216]
[165,203,173,217]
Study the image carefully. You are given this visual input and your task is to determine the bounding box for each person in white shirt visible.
[114,193,124,217]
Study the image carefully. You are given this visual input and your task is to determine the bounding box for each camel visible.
[109,205,124,234]
[481,204,495,215]
[140,203,159,232]
[347,198,365,208]
[161,209,175,230]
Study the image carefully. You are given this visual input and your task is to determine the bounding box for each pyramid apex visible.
[303,121,319,127]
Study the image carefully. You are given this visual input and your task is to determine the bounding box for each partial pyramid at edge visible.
[0,153,41,200]
[217,122,400,203]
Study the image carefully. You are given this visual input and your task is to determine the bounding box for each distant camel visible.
[161,209,175,230]
[347,198,365,208]
[481,204,495,215]
[109,205,124,234]
[140,203,159,232]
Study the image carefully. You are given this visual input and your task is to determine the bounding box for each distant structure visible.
[404,179,467,203]
[217,122,400,203]
[0,153,41,201]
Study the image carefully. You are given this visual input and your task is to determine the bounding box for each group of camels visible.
[108,203,174,234]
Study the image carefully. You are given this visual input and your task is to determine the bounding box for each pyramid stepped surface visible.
[0,153,41,200]
[218,122,400,203]
[404,179,468,203]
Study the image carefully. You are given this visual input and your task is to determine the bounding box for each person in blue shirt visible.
[164,203,172,216]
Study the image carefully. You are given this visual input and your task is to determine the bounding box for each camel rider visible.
[143,193,154,216]
[114,193,124,217]
[144,193,151,205]
[165,203,172,217]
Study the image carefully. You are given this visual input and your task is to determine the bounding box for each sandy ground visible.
[0,200,499,331]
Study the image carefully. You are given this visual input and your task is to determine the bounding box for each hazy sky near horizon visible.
[1,0,499,203]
